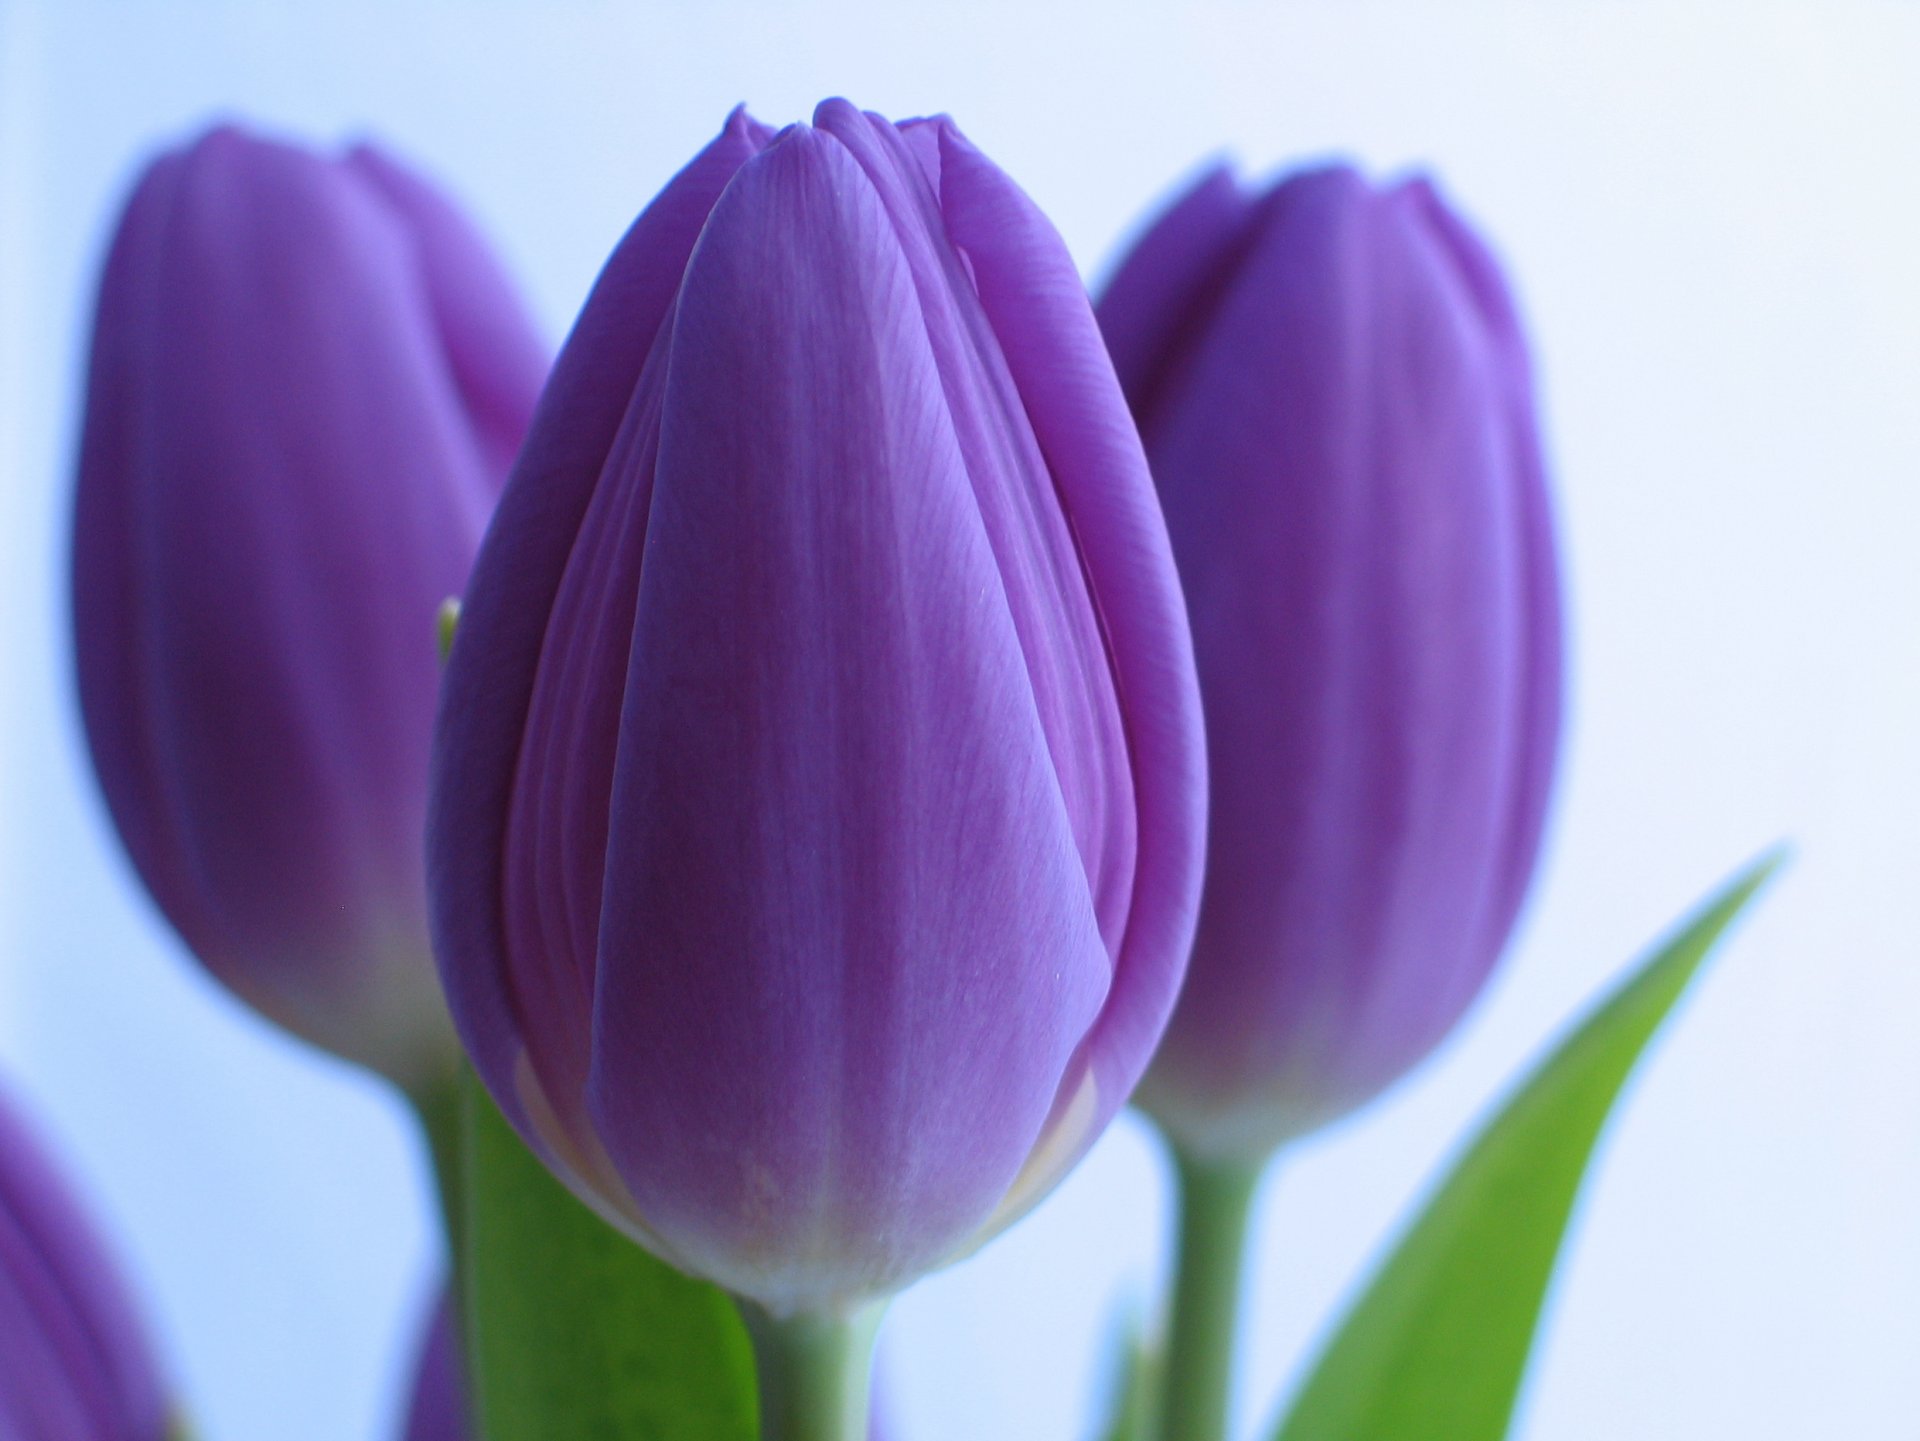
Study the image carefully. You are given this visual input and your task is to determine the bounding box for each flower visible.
[71,123,547,1089]
[429,101,1205,1315]
[0,1079,169,1440]
[1100,164,1562,1160]
[399,1289,468,1441]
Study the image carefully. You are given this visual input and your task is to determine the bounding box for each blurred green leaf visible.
[462,1071,758,1441]
[1271,852,1783,1441]
[1092,1302,1160,1441]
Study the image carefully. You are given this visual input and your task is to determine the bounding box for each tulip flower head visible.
[1100,164,1561,1161]
[72,123,548,1089]
[0,1081,170,1441]
[429,101,1206,1317]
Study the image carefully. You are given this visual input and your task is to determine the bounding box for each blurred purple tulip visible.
[0,1079,169,1441]
[429,101,1206,1315]
[71,123,548,1088]
[1100,165,1562,1160]
[399,1289,468,1441]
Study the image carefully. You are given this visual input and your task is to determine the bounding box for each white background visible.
[3,4,1918,1439]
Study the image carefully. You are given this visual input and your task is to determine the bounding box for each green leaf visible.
[461,1070,758,1441]
[1270,851,1783,1441]
[1092,1302,1161,1441]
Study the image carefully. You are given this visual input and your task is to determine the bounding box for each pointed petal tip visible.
[1187,155,1244,195]
[721,102,777,149]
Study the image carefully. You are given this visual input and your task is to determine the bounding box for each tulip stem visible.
[410,1071,469,1276]
[738,1300,884,1441]
[1157,1147,1263,1441]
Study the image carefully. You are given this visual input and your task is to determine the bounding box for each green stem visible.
[1157,1148,1263,1441]
[737,1300,883,1441]
[409,1069,468,1277]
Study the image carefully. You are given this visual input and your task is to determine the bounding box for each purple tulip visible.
[72,124,548,1088]
[399,1289,468,1441]
[429,101,1206,1315]
[1100,165,1562,1159]
[0,1079,170,1441]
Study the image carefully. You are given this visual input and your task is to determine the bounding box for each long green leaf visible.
[1271,852,1783,1441]
[1092,1303,1161,1441]
[461,1071,758,1441]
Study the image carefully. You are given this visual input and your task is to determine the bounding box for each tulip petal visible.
[1399,179,1564,964]
[500,334,668,1143]
[400,1288,468,1441]
[344,144,550,479]
[430,110,770,1141]
[814,99,1138,961]
[584,126,1112,1311]
[917,119,1209,1165]
[1095,163,1252,420]
[72,151,201,954]
[0,1087,167,1441]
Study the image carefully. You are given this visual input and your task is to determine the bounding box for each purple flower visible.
[428,102,1206,1315]
[1100,165,1562,1159]
[0,1079,169,1441]
[72,123,548,1088]
[399,1289,468,1441]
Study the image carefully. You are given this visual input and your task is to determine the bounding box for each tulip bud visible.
[1099,165,1562,1160]
[399,1289,468,1441]
[429,102,1206,1316]
[0,1079,170,1440]
[71,124,548,1089]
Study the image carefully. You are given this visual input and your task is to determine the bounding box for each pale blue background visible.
[3,4,1917,1439]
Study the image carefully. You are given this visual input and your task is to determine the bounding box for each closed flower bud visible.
[71,124,548,1088]
[429,102,1206,1316]
[1099,165,1562,1161]
[0,1079,169,1441]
